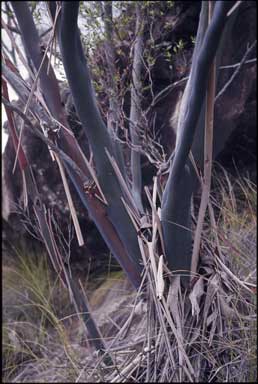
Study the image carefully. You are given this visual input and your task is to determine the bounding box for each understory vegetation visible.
[3,171,257,382]
[2,1,256,382]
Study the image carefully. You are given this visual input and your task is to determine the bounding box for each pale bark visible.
[129,2,144,213]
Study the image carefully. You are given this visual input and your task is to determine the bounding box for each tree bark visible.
[11,1,142,288]
[129,2,144,213]
[161,1,234,284]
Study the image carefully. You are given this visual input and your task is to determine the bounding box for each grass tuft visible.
[2,171,256,382]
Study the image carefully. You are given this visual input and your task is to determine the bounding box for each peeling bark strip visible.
[11,1,142,288]
[34,201,112,365]
[161,1,234,284]
[8,0,143,358]
[6,1,246,300]
[2,97,142,290]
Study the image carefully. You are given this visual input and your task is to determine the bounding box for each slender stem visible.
[191,1,216,277]
[102,1,126,177]
[129,2,144,213]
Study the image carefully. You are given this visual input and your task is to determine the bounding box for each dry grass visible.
[2,170,256,383]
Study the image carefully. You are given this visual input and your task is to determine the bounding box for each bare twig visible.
[227,1,242,17]
[54,153,85,247]
[2,98,90,185]
[10,9,65,174]
[219,57,256,69]
[215,40,257,101]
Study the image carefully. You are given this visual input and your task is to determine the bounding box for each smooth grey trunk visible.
[191,3,240,168]
[11,1,64,122]
[101,1,127,178]
[161,1,234,284]
[56,3,143,276]
[129,2,144,213]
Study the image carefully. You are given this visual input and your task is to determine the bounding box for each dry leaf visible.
[189,277,204,320]
[156,255,165,300]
